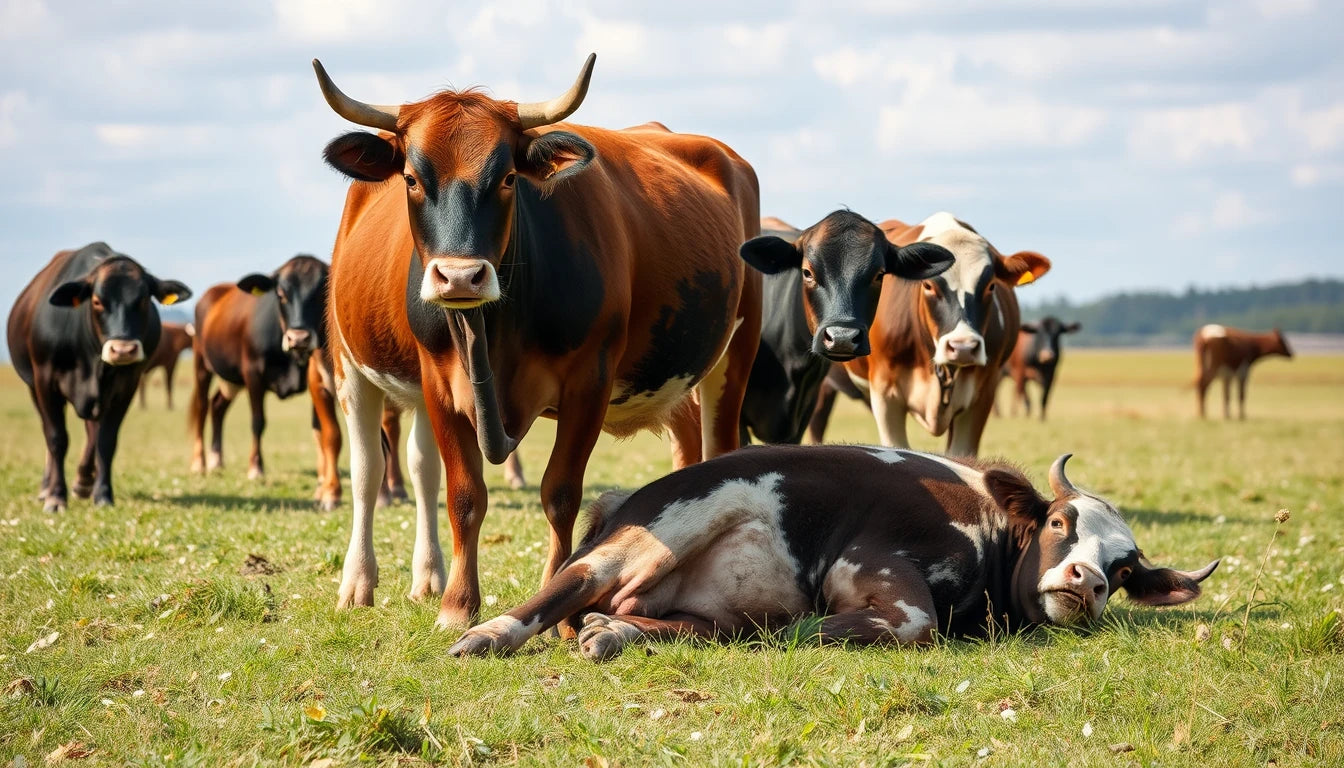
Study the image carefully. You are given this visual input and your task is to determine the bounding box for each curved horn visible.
[516,53,596,130]
[312,59,400,133]
[1048,453,1079,498]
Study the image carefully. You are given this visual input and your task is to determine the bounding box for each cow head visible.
[236,255,330,356]
[740,211,953,361]
[1273,328,1293,358]
[314,55,598,310]
[985,454,1218,626]
[1019,316,1081,366]
[909,214,1051,367]
[48,250,191,367]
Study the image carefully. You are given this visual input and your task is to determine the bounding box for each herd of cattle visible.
[10,54,1275,658]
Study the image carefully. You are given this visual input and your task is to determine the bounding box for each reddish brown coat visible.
[1193,324,1292,419]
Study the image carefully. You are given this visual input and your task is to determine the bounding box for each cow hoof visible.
[72,480,94,499]
[407,576,445,604]
[318,496,339,512]
[335,580,376,610]
[247,467,264,481]
[190,458,205,474]
[94,496,113,508]
[375,490,391,509]
[206,453,222,472]
[578,613,633,662]
[434,607,474,632]
[43,498,67,514]
[36,487,48,501]
[448,629,510,658]
[506,474,526,491]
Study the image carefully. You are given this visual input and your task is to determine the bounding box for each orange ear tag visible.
[1017,272,1036,286]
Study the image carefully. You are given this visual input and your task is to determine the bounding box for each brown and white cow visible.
[1194,324,1292,420]
[1002,316,1081,420]
[7,243,191,510]
[313,55,762,627]
[136,321,194,410]
[811,213,1050,456]
[449,447,1218,660]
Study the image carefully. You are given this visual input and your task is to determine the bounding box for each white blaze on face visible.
[1037,495,1137,622]
[918,213,992,367]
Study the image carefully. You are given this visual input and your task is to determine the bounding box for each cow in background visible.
[811,213,1050,455]
[313,54,762,627]
[189,255,340,506]
[1002,316,1081,420]
[738,212,952,444]
[137,321,194,409]
[7,243,190,510]
[1194,324,1292,419]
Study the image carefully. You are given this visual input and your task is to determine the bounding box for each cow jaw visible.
[1036,495,1136,624]
[421,257,501,308]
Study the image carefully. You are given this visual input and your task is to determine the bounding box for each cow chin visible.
[1039,589,1101,625]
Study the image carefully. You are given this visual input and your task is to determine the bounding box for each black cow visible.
[189,255,330,483]
[449,448,1218,660]
[7,243,191,510]
[738,212,952,444]
[1003,316,1081,420]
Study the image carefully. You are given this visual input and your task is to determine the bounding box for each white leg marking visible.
[337,355,386,609]
[892,599,933,642]
[407,404,445,601]
[870,388,909,448]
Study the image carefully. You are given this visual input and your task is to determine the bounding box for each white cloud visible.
[1173,191,1272,237]
[1128,104,1258,164]
[1298,102,1344,151]
[0,90,33,147]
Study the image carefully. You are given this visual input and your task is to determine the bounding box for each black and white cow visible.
[1003,316,1081,420]
[449,447,1217,660]
[7,243,191,510]
[738,212,952,444]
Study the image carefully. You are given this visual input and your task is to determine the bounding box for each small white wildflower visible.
[177,557,186,565]
[143,632,155,640]
[132,690,145,698]
[1221,636,1234,651]
[1000,708,1018,723]
[955,679,970,694]
[217,672,232,681]
[1281,622,1293,630]
[400,520,409,530]
[215,627,224,633]
[650,708,666,721]
[291,594,302,600]
[689,731,704,741]
[1214,515,1226,525]
[484,595,499,607]
[1082,722,1093,738]
[45,599,54,610]
[977,747,991,758]
[1322,583,1335,592]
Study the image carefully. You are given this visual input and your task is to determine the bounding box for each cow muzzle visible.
[421,257,501,309]
[813,323,869,361]
[1036,348,1056,364]
[100,339,144,366]
[282,328,316,353]
[1040,561,1107,624]
[933,323,988,367]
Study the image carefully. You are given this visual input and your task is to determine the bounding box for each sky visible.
[1,0,1342,340]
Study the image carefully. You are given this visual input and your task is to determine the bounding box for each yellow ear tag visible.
[161,293,179,305]
[71,297,81,308]
[251,287,268,297]
[1017,271,1036,286]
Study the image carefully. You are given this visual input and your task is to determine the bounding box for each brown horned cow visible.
[1194,324,1292,419]
[313,54,763,628]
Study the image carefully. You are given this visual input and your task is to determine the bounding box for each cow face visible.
[49,255,191,366]
[236,255,330,356]
[315,57,598,311]
[985,454,1218,626]
[914,214,1051,367]
[740,211,953,361]
[1019,316,1081,366]
[1274,328,1293,358]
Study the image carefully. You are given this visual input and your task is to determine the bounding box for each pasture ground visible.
[1,350,1341,766]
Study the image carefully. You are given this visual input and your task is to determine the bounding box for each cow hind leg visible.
[1237,368,1249,421]
[699,310,758,460]
[336,361,387,609]
[34,389,71,512]
[1220,374,1232,420]
[379,407,408,505]
[818,557,937,647]
[72,420,97,499]
[245,380,267,480]
[406,404,446,603]
[502,451,526,490]
[188,358,212,473]
[666,398,702,470]
[207,385,236,471]
[308,364,342,510]
[577,612,718,662]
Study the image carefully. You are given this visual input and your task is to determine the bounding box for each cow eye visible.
[922,281,937,296]
[1114,566,1132,583]
[801,267,815,284]
[1050,518,1065,530]
[404,174,418,189]
[501,172,516,189]
[276,288,287,303]
[873,271,885,285]
[91,296,104,311]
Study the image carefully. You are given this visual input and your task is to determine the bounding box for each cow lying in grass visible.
[450,448,1217,661]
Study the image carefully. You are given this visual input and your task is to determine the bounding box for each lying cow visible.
[1194,324,1292,420]
[1002,316,1081,420]
[739,212,952,444]
[7,243,191,510]
[137,320,194,409]
[450,448,1217,660]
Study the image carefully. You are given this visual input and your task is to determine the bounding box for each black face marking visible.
[407,146,439,201]
[271,257,329,348]
[927,264,993,336]
[409,142,513,261]
[611,269,733,405]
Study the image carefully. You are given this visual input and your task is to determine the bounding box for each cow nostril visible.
[470,265,487,287]
[1094,584,1106,597]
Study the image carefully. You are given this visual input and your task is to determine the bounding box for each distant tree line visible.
[1024,279,1344,346]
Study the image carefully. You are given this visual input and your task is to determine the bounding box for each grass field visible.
[2,350,1342,766]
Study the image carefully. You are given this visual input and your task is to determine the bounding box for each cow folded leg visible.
[819,556,937,646]
[577,612,718,662]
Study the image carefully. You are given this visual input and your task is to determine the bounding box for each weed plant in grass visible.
[1,352,1342,765]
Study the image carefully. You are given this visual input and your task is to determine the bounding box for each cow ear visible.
[885,241,954,280]
[1020,322,1039,334]
[739,236,801,275]
[1064,322,1081,333]
[995,250,1051,287]
[323,131,404,182]
[236,273,276,296]
[1123,559,1219,606]
[519,131,595,185]
[984,468,1048,544]
[153,280,192,306]
[49,280,93,307]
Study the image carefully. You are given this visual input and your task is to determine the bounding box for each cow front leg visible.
[308,363,342,510]
[540,378,615,589]
[699,296,760,460]
[34,388,70,512]
[207,384,237,471]
[667,399,702,469]
[429,404,487,631]
[72,420,97,498]
[163,360,177,410]
[577,612,718,662]
[335,361,386,609]
[807,378,840,444]
[379,407,408,505]
[947,379,997,457]
[1236,367,1249,420]
[245,379,267,480]
[1221,374,1232,420]
[188,357,212,473]
[818,557,937,646]
[502,451,526,490]
[90,396,132,506]
[406,404,445,603]
[870,386,910,448]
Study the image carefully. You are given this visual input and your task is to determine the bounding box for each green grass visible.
[2,351,1342,766]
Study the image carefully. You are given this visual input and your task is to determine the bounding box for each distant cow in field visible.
[313,54,763,627]
[1194,324,1292,419]
[188,255,341,506]
[137,321,194,409]
[449,448,1218,660]
[1002,316,1081,420]
[7,243,191,511]
[809,213,1051,455]
[738,212,952,444]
